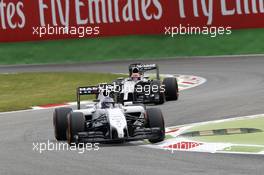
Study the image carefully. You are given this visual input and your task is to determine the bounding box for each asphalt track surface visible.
[1,56,264,175]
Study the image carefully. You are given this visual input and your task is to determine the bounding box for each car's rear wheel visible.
[67,112,85,144]
[163,77,179,101]
[146,108,165,143]
[53,107,72,141]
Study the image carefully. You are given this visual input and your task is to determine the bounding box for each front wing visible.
[73,128,163,143]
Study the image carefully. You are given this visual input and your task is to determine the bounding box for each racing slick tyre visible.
[53,107,72,141]
[111,79,123,104]
[67,112,85,144]
[152,80,165,105]
[146,108,165,143]
[155,92,165,105]
[163,77,179,101]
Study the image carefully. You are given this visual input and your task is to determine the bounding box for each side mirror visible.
[117,77,124,80]
[124,102,133,106]
[144,76,149,79]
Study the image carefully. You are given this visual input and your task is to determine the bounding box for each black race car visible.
[112,63,179,105]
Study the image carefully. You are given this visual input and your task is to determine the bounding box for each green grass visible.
[1,28,264,65]
[0,72,121,112]
[184,116,264,145]
[222,146,264,153]
[193,132,264,145]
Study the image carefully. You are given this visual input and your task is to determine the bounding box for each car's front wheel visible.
[67,112,85,144]
[53,107,72,141]
[146,108,165,143]
[151,80,165,105]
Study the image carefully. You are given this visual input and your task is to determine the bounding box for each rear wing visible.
[77,86,100,109]
[129,63,160,80]
[76,84,116,109]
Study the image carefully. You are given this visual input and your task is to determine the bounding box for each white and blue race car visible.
[53,86,165,144]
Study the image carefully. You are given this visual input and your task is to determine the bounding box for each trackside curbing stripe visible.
[144,114,264,155]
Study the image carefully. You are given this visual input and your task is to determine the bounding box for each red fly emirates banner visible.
[1,0,264,42]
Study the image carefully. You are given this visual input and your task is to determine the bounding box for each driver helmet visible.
[131,68,141,81]
[101,97,114,109]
